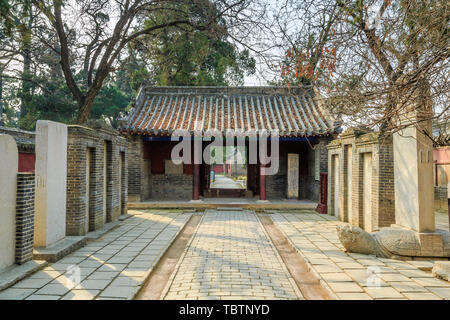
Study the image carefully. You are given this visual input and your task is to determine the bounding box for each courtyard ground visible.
[210,174,245,189]
[0,209,449,300]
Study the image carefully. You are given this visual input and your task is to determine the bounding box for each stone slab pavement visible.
[271,210,450,300]
[162,209,303,300]
[210,175,244,189]
[0,211,191,300]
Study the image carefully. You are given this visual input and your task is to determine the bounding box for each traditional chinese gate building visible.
[121,86,340,203]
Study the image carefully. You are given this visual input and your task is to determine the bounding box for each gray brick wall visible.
[127,135,144,201]
[150,174,193,200]
[327,130,395,232]
[66,125,128,236]
[15,173,35,264]
[266,155,287,199]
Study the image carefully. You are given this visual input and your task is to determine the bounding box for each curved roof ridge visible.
[122,85,339,137]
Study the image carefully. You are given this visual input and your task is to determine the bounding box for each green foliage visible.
[0,0,32,37]
[17,77,78,130]
[137,1,255,87]
[0,0,13,36]
[1,0,255,129]
[91,83,132,128]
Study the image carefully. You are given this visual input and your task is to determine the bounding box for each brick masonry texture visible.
[266,155,287,199]
[15,173,35,264]
[127,135,144,201]
[126,137,193,201]
[327,129,395,232]
[150,174,193,200]
[66,124,128,236]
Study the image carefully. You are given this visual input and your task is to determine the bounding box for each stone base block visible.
[315,203,327,214]
[0,260,48,291]
[418,233,444,257]
[128,195,141,202]
[432,261,450,281]
[33,236,86,263]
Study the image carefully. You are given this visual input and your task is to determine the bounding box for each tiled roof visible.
[122,86,339,137]
[0,126,35,153]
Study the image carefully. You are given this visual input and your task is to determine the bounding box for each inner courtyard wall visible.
[327,129,395,232]
[66,124,128,236]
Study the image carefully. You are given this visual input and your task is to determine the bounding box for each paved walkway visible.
[1,209,449,300]
[162,210,303,300]
[272,211,450,300]
[0,211,190,300]
[210,175,244,189]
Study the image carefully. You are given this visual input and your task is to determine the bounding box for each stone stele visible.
[393,125,435,233]
[34,120,67,247]
[0,134,18,270]
[287,153,299,199]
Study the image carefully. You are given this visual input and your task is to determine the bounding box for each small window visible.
[315,148,320,181]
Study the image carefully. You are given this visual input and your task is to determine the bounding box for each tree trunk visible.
[0,74,3,126]
[76,67,110,124]
[20,8,33,120]
[77,100,92,124]
[76,89,99,124]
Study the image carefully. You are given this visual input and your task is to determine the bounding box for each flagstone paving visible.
[271,211,450,300]
[1,208,449,300]
[161,210,303,300]
[0,211,191,300]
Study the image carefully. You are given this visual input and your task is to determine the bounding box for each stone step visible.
[216,207,244,211]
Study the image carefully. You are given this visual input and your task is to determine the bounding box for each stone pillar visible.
[34,120,67,247]
[287,153,299,199]
[0,134,18,270]
[393,124,434,232]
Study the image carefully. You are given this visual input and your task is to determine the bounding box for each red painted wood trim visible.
[18,153,36,173]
